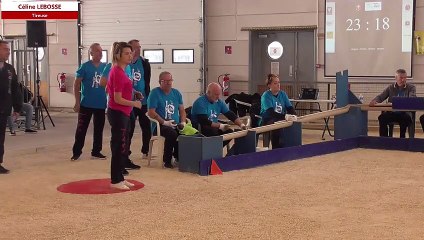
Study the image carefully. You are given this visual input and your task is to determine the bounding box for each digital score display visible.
[325,0,414,77]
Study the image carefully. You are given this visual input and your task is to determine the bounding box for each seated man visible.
[7,103,37,135]
[7,83,37,135]
[147,71,187,169]
[369,69,416,138]
[420,114,424,133]
[191,83,247,148]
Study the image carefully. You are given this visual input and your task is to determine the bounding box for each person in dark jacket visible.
[126,39,151,167]
[369,69,416,138]
[0,40,22,174]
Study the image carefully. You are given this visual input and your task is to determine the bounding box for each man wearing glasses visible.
[147,71,187,168]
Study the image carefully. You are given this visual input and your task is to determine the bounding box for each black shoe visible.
[24,129,37,133]
[91,152,106,159]
[122,169,129,176]
[0,165,10,174]
[125,160,141,170]
[71,153,81,161]
[164,163,174,169]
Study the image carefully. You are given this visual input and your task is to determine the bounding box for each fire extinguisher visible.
[218,73,230,96]
[57,73,67,92]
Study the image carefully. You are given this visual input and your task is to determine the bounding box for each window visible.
[143,49,164,64]
[172,49,194,63]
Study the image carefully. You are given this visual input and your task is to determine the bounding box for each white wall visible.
[206,0,318,94]
[80,0,204,106]
[1,0,423,108]
[206,0,424,96]
[0,18,78,108]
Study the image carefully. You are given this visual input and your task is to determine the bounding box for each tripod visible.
[33,47,55,130]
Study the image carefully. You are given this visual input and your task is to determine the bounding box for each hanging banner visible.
[1,1,79,20]
[415,31,424,55]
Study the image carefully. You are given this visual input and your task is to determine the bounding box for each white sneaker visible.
[172,157,179,167]
[123,180,135,188]
[111,181,130,190]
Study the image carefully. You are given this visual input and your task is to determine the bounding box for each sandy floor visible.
[1,113,424,239]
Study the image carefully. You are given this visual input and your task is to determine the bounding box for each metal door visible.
[250,30,316,98]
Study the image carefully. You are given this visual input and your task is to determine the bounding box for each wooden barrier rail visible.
[222,105,351,142]
[298,106,350,123]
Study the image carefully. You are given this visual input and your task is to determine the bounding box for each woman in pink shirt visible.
[107,42,142,190]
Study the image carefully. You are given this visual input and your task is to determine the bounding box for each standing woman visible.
[260,74,296,149]
[107,42,142,190]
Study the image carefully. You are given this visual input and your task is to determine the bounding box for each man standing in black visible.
[0,40,22,174]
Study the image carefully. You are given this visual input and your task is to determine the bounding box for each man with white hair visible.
[191,82,247,148]
[71,43,107,160]
[147,71,186,169]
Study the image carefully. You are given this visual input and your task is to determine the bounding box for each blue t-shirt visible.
[101,63,131,79]
[129,57,147,105]
[147,87,183,131]
[76,61,107,109]
[260,90,292,120]
[191,95,229,127]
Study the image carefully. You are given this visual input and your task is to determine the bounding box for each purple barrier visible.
[199,136,424,176]
[199,138,360,175]
[358,136,424,152]
[392,97,424,110]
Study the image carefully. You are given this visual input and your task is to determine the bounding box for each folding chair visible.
[145,113,165,167]
[387,112,416,138]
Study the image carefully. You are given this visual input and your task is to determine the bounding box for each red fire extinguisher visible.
[218,73,230,96]
[57,73,67,92]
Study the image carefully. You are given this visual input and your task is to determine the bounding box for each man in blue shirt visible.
[147,71,186,169]
[128,39,151,160]
[191,83,247,147]
[71,43,107,161]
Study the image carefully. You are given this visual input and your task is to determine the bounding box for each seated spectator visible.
[7,103,36,135]
[191,83,247,148]
[260,74,296,149]
[147,71,187,169]
[7,83,36,135]
[369,69,416,138]
[420,114,424,133]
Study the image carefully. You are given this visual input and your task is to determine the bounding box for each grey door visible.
[14,49,36,90]
[250,30,315,98]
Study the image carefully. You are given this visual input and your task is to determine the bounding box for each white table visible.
[289,99,336,139]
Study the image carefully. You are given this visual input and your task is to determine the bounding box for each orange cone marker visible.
[210,159,223,175]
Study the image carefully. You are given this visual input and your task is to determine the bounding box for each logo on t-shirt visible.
[209,110,218,121]
[92,72,101,88]
[165,100,175,120]
[275,102,283,113]
[132,70,141,82]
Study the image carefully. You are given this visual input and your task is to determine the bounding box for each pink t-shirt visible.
[107,65,133,116]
